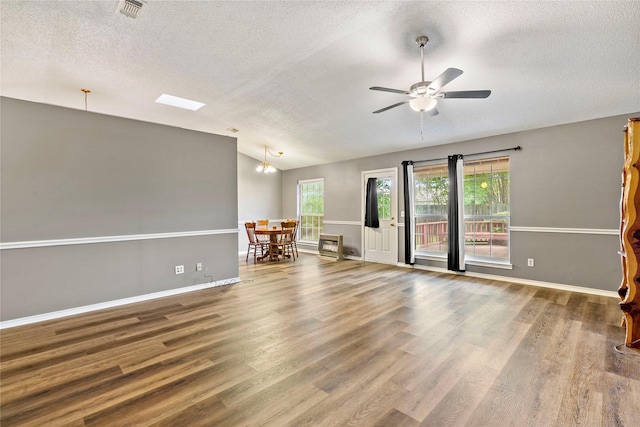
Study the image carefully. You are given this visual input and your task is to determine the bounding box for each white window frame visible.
[412,156,511,268]
[413,163,449,258]
[462,157,510,264]
[297,178,324,243]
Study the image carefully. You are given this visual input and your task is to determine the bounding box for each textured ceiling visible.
[2,1,639,170]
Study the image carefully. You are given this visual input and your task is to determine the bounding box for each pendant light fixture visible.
[256,146,283,173]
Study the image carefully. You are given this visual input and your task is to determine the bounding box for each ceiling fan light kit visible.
[409,96,437,112]
[370,35,491,115]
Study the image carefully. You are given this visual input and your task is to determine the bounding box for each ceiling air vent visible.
[116,0,147,19]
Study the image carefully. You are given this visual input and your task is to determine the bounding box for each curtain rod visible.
[402,145,522,165]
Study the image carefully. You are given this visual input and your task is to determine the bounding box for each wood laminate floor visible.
[1,254,639,426]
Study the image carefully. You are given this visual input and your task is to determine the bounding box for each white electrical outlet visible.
[175,265,184,274]
[527,258,534,267]
[196,262,202,272]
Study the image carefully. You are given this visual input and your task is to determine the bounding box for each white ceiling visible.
[2,1,639,170]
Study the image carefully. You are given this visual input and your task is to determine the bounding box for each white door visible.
[363,168,398,264]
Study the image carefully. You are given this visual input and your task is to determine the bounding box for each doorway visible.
[362,168,398,264]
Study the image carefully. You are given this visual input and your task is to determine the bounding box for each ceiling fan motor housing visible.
[415,36,429,47]
[410,81,432,97]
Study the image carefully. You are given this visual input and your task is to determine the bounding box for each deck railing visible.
[415,219,508,250]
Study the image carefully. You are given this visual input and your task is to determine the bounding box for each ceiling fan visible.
[370,36,491,115]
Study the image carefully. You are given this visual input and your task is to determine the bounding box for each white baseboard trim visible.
[1,229,239,250]
[0,277,241,330]
[396,263,619,298]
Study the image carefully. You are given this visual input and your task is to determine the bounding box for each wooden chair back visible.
[277,221,297,261]
[257,219,269,229]
[284,219,300,257]
[287,219,299,240]
[244,222,259,244]
[280,221,296,243]
[245,222,269,263]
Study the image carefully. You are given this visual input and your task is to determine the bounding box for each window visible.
[413,157,510,263]
[413,163,449,255]
[298,179,324,242]
[463,157,510,261]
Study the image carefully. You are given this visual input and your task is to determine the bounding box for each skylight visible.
[155,94,205,111]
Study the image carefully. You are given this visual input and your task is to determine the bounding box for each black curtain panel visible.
[402,161,415,265]
[447,154,465,272]
[364,177,379,228]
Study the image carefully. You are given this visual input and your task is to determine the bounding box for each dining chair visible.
[255,219,271,246]
[277,221,297,261]
[244,222,268,263]
[289,219,299,257]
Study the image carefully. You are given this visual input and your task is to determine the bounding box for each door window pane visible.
[377,178,391,220]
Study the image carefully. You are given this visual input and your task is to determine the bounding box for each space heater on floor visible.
[318,234,343,260]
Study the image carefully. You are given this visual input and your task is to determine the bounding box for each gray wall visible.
[1,97,239,321]
[283,112,640,292]
[237,152,282,252]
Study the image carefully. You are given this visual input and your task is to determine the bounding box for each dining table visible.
[254,226,283,261]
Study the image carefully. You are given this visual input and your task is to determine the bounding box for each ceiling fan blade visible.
[427,68,463,93]
[372,100,409,114]
[440,90,492,99]
[370,86,410,95]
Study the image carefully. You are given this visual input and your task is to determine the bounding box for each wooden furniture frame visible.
[619,117,640,349]
[287,219,300,257]
[244,222,269,263]
[277,221,297,262]
[255,227,285,261]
